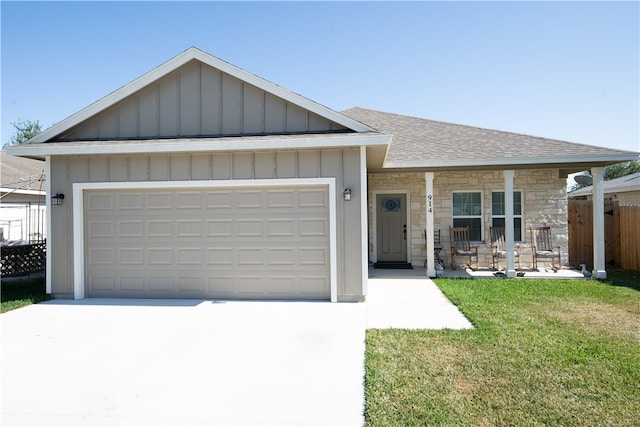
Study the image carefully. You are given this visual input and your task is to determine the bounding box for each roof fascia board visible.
[0,187,46,196]
[27,48,372,144]
[383,153,640,169]
[7,133,392,157]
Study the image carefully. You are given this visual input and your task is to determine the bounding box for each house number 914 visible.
[427,194,433,213]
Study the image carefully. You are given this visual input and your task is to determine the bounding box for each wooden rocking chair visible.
[490,227,520,270]
[449,226,478,270]
[530,226,561,271]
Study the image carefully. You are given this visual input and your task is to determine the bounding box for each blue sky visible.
[2,1,639,153]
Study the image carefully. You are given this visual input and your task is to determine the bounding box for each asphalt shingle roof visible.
[341,107,637,167]
[0,151,46,191]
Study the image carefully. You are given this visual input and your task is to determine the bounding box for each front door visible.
[376,193,408,262]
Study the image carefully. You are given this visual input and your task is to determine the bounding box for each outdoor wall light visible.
[343,188,352,201]
[51,193,65,205]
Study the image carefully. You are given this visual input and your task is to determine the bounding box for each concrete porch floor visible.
[369,264,586,280]
[439,266,586,279]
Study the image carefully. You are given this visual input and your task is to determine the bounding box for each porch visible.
[368,167,612,280]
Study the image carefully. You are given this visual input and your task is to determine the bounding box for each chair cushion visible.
[536,251,559,256]
[456,249,477,255]
[496,250,518,257]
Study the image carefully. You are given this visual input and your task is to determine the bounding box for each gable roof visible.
[23,47,374,145]
[342,107,639,172]
[569,172,640,197]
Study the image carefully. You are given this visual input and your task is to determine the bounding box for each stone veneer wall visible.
[368,169,568,269]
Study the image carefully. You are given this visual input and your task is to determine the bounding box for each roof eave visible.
[6,133,392,157]
[382,153,640,171]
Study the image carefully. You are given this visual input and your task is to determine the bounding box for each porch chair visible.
[490,227,520,271]
[449,226,478,270]
[530,226,561,271]
[423,229,445,269]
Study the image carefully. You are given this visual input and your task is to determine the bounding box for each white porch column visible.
[592,167,607,279]
[425,172,436,277]
[504,170,516,278]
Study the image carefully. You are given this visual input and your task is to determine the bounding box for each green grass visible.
[1,277,50,313]
[365,271,640,426]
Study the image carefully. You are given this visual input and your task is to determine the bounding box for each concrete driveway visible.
[1,299,367,426]
[1,274,471,426]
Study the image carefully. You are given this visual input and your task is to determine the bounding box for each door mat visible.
[373,262,413,269]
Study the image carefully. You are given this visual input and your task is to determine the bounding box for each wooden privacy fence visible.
[568,200,640,271]
[0,241,46,277]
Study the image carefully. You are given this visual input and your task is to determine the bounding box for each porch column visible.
[425,172,436,277]
[591,166,607,279]
[504,170,516,278]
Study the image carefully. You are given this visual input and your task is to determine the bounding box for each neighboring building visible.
[0,151,47,242]
[569,172,640,205]
[6,48,638,299]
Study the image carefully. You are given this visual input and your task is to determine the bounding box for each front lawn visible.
[1,277,50,313]
[365,272,640,426]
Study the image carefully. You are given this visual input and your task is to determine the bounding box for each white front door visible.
[376,193,407,262]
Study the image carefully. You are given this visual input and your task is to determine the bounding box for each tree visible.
[6,119,42,147]
[604,159,640,180]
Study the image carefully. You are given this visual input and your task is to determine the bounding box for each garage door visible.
[84,185,331,299]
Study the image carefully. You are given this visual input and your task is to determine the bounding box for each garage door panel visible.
[120,277,145,292]
[88,193,114,210]
[85,185,330,299]
[148,248,173,265]
[176,220,202,235]
[147,193,172,209]
[299,218,327,236]
[118,220,143,237]
[89,248,114,265]
[299,189,326,207]
[268,248,296,265]
[118,248,144,265]
[149,277,173,292]
[176,192,203,209]
[89,222,114,238]
[118,193,143,210]
[207,219,233,237]
[178,277,203,292]
[177,248,203,265]
[91,276,115,292]
[267,190,295,208]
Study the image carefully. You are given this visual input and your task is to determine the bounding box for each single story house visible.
[0,151,47,242]
[569,172,640,205]
[7,47,638,301]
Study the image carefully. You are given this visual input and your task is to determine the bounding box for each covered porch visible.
[368,167,611,280]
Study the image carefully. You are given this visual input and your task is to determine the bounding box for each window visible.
[452,192,482,241]
[491,191,523,241]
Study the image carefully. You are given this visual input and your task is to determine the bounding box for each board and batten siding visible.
[48,148,365,301]
[55,61,348,141]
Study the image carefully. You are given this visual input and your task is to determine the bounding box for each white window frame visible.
[491,190,524,242]
[451,190,483,242]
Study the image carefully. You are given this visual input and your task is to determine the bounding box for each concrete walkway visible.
[1,272,470,426]
[367,267,473,329]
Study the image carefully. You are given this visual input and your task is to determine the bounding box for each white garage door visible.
[84,185,331,300]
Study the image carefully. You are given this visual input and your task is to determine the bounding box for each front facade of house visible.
[8,48,638,301]
[367,169,567,269]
